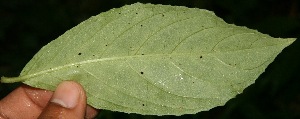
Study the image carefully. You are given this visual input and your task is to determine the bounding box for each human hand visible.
[0,81,98,119]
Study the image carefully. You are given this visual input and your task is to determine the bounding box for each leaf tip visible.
[282,38,297,47]
[287,38,297,44]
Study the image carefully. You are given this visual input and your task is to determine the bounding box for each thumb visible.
[38,81,86,119]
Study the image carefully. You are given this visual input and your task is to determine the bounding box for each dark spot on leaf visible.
[119,12,121,14]
[229,63,237,66]
[136,12,138,14]
[78,53,82,55]
[142,104,145,106]
[105,44,108,46]
[140,24,143,27]
[200,56,203,58]
[92,55,95,56]
[76,65,79,68]
[128,23,130,24]
[141,54,144,55]
[192,82,194,83]
[140,72,144,74]
[162,14,164,17]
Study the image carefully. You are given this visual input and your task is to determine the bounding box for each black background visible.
[0,0,299,119]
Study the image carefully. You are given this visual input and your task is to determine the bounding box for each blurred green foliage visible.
[0,0,299,119]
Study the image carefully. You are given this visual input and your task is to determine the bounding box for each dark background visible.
[0,0,299,119]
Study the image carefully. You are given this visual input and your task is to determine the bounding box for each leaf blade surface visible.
[1,3,296,115]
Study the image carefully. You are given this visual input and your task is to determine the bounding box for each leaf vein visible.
[134,14,200,55]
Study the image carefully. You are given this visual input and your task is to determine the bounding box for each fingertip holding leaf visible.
[1,3,296,115]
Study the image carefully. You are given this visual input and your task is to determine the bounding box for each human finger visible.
[38,81,87,119]
[0,85,53,119]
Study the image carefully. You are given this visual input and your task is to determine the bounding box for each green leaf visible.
[1,3,296,115]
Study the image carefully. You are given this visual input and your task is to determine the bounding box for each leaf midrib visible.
[12,42,286,83]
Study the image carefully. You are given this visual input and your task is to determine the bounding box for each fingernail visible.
[50,81,80,109]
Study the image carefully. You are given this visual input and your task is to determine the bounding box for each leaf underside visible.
[1,3,296,115]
